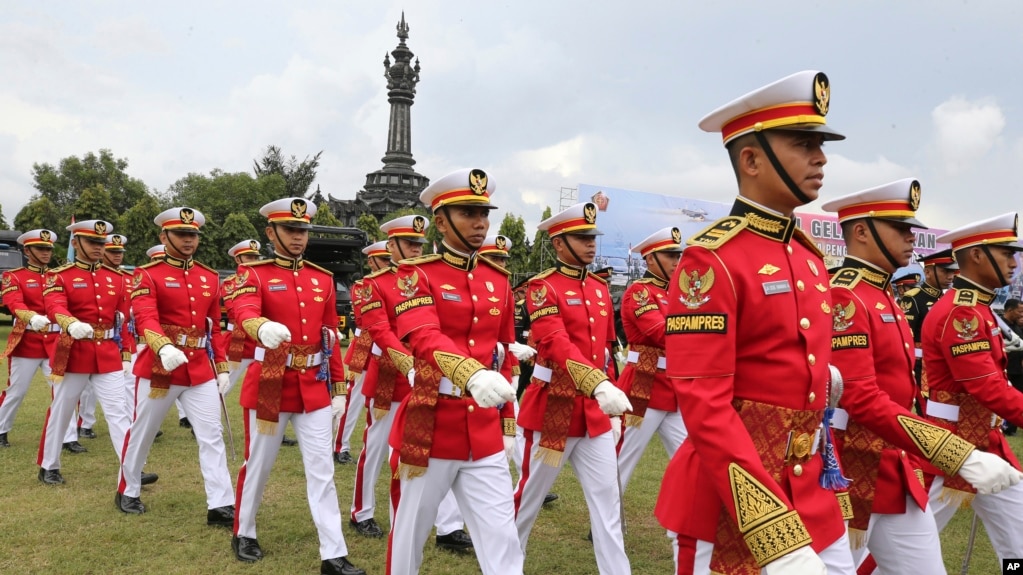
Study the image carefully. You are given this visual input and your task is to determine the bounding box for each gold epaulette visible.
[586,271,608,284]
[194,261,219,274]
[48,263,73,273]
[792,228,825,258]
[830,268,862,289]
[365,267,389,279]
[478,256,511,277]
[3,267,25,274]
[102,264,126,275]
[686,216,747,249]
[530,268,556,281]
[136,260,161,270]
[241,259,274,267]
[953,289,979,307]
[399,253,442,266]
[903,287,921,297]
[303,261,333,275]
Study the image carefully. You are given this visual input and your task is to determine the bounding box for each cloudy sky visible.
[2,1,1021,234]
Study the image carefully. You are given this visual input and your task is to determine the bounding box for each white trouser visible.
[335,371,365,452]
[930,475,1023,563]
[39,371,130,470]
[77,378,97,429]
[124,352,138,412]
[389,452,523,575]
[222,358,252,397]
[848,497,945,574]
[235,406,348,560]
[692,530,856,575]
[512,401,524,474]
[175,399,187,422]
[616,407,687,491]
[119,378,234,507]
[515,430,631,575]
[0,357,74,442]
[351,398,396,523]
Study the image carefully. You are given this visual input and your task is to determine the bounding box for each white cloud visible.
[931,97,1005,176]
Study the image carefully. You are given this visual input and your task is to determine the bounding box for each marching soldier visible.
[146,244,165,260]
[93,233,130,432]
[333,243,385,465]
[116,208,235,526]
[0,230,77,450]
[145,243,192,430]
[901,247,959,389]
[616,227,687,502]
[891,271,920,297]
[821,180,1020,572]
[387,169,522,575]
[218,239,263,396]
[922,212,1023,563]
[654,70,854,575]
[230,198,364,575]
[515,202,633,575]
[39,220,134,485]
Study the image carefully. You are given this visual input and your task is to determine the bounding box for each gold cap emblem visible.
[112,235,123,245]
[583,203,597,224]
[412,216,426,233]
[495,236,507,250]
[469,169,488,195]
[180,208,194,224]
[909,181,921,211]
[40,230,52,242]
[94,221,107,235]
[291,199,307,218]
[671,227,682,244]
[813,72,830,116]
[249,240,259,251]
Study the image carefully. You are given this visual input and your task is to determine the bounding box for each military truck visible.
[302,225,369,335]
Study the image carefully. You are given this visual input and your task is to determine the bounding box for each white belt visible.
[625,350,666,369]
[522,330,530,338]
[533,365,552,383]
[438,376,462,397]
[811,428,821,455]
[914,348,923,358]
[253,347,324,368]
[226,322,235,331]
[95,329,116,340]
[172,334,207,347]
[49,324,61,333]
[831,408,849,430]
[354,328,362,337]
[926,400,960,422]
[371,343,382,356]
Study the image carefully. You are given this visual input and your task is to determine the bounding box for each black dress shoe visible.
[141,471,159,486]
[155,430,164,439]
[435,529,473,552]
[207,505,235,528]
[115,492,146,514]
[179,417,192,429]
[334,450,353,464]
[232,535,263,562]
[77,426,97,439]
[0,432,9,448]
[321,556,366,575]
[38,468,64,485]
[281,435,298,446]
[349,517,384,537]
[62,441,87,454]
[543,492,559,505]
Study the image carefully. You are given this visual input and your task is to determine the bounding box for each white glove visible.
[406,368,416,386]
[614,351,626,365]
[593,380,632,415]
[122,361,132,376]
[257,321,291,349]
[1006,331,1023,353]
[465,370,515,408]
[503,435,517,463]
[217,373,231,395]
[67,321,94,340]
[610,416,622,445]
[508,341,536,362]
[958,450,1023,495]
[29,314,50,331]
[763,545,826,575]
[331,395,347,419]
[157,345,189,371]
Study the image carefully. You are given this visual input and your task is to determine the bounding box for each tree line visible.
[6,147,555,278]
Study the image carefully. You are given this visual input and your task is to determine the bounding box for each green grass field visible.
[0,323,1009,574]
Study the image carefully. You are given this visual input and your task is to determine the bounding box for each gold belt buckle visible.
[787,431,812,461]
[291,354,307,369]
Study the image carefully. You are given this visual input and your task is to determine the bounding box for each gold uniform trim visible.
[122,351,132,362]
[836,491,854,520]
[432,351,486,392]
[388,348,415,376]
[566,359,607,396]
[55,313,77,331]
[896,414,974,475]
[242,317,269,341]
[332,381,347,396]
[144,330,173,354]
[215,362,230,374]
[743,510,812,566]
[15,309,37,324]
[502,418,516,436]
[686,216,747,249]
[728,463,789,533]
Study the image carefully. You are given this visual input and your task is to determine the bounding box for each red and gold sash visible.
[534,359,577,467]
[624,343,660,427]
[3,320,27,358]
[149,325,205,399]
[396,357,441,479]
[372,352,400,420]
[227,326,247,364]
[347,330,373,375]
[52,322,113,383]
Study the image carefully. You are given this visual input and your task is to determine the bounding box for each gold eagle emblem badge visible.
[909,181,921,212]
[632,288,650,307]
[495,236,507,250]
[813,72,830,116]
[412,216,426,233]
[40,230,52,242]
[530,285,548,307]
[583,203,597,224]
[179,208,194,224]
[291,199,307,218]
[832,301,855,332]
[94,221,108,235]
[953,316,980,341]
[678,268,714,309]
[469,169,488,195]
[397,271,419,298]
[670,227,682,244]
[249,240,259,251]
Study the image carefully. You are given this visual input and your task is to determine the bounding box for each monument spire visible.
[381,11,421,171]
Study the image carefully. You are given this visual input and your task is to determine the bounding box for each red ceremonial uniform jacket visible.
[518,261,615,437]
[357,265,413,404]
[617,272,677,414]
[922,275,1023,474]
[342,278,366,370]
[2,264,58,358]
[390,248,515,461]
[221,274,257,361]
[232,255,344,414]
[827,257,974,529]
[654,199,845,568]
[43,260,131,374]
[131,255,227,384]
